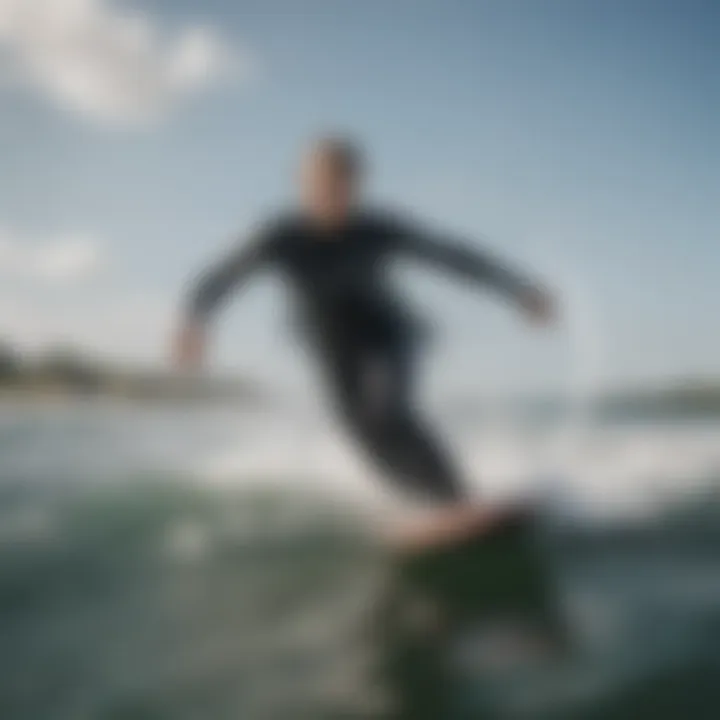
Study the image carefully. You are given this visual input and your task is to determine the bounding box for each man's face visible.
[300,150,357,227]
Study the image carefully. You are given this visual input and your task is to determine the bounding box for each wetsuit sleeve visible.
[185,225,278,323]
[391,218,533,301]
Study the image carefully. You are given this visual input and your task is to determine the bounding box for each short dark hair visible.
[311,135,364,179]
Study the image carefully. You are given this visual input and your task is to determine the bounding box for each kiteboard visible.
[370,504,570,717]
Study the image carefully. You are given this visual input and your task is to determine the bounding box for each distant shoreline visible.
[1,344,719,416]
[0,345,266,406]
[3,382,720,420]
[444,381,720,421]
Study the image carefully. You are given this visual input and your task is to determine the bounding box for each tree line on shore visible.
[0,340,260,403]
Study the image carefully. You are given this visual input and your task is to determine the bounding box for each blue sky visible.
[0,0,718,396]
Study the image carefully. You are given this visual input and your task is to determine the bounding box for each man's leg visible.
[318,334,530,550]
[330,337,465,504]
[340,339,537,551]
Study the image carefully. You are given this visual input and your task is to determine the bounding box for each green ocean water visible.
[1,403,720,719]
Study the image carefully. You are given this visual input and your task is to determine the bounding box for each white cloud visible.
[0,227,101,282]
[0,0,242,127]
[0,224,171,362]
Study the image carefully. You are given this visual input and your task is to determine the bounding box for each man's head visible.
[299,135,363,227]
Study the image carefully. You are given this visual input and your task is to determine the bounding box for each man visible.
[173,136,556,550]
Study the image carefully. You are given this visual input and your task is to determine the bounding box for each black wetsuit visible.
[186,209,531,503]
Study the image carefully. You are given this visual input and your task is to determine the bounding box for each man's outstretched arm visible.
[173,231,274,370]
[186,232,274,322]
[395,222,556,323]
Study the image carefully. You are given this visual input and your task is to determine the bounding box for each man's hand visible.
[172,321,207,372]
[518,285,557,326]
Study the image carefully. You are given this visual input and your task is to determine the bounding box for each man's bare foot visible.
[386,502,534,555]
